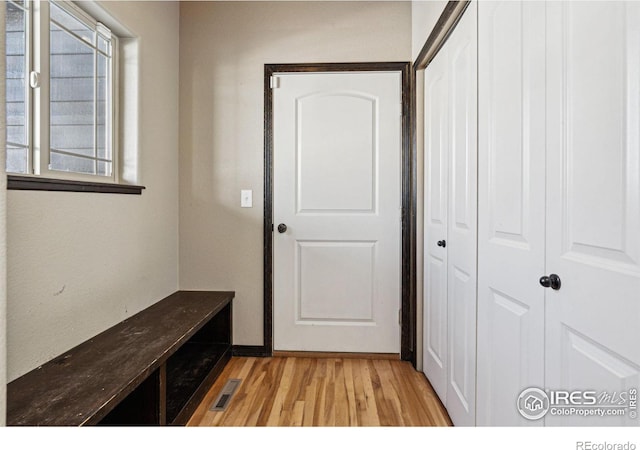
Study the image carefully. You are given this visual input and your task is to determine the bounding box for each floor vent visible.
[209,379,242,411]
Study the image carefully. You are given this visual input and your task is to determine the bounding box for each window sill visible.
[7,175,145,195]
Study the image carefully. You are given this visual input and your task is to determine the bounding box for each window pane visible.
[50,152,96,175]
[50,20,96,169]
[7,146,28,174]
[48,4,114,179]
[97,161,111,177]
[6,0,29,174]
[50,22,94,78]
[50,126,95,157]
[50,101,93,125]
[50,2,95,44]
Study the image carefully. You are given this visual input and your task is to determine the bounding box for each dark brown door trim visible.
[414,1,471,72]
[261,62,414,362]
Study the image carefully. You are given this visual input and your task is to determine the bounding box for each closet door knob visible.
[539,274,561,290]
[277,223,288,233]
[437,240,446,248]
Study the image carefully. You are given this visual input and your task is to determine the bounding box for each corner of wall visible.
[0,0,7,427]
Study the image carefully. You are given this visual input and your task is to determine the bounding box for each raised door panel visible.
[546,1,640,426]
[296,241,375,322]
[481,289,538,426]
[297,93,376,214]
[423,46,449,402]
[551,327,640,426]
[477,1,546,426]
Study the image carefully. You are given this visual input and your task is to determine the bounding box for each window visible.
[5,0,117,182]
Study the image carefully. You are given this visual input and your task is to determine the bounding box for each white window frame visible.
[9,0,119,183]
[5,0,33,174]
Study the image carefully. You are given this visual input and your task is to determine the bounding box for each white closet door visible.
[477,1,546,426]
[445,1,477,427]
[423,46,449,403]
[545,1,640,426]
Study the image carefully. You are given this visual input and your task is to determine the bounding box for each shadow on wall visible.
[178,1,412,345]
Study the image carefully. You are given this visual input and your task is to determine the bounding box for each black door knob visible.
[437,240,446,248]
[277,223,287,233]
[539,274,561,290]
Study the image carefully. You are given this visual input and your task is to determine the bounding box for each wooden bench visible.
[7,290,234,426]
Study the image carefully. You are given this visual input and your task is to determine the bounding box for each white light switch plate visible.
[241,190,253,208]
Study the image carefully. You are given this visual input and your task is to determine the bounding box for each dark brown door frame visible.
[248,62,416,363]
[413,1,470,72]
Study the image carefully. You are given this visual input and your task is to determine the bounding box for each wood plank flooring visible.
[187,356,452,426]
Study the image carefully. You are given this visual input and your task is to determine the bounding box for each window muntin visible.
[4,0,116,181]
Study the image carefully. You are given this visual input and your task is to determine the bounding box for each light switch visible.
[241,190,253,208]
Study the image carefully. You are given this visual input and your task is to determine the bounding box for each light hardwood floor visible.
[187,356,452,426]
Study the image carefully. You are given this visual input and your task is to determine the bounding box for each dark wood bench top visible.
[7,290,234,426]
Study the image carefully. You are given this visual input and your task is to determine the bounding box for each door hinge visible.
[270,76,280,89]
[399,309,402,324]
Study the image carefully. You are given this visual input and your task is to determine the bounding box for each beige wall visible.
[412,0,447,60]
[6,1,180,381]
[1,0,7,426]
[179,1,412,346]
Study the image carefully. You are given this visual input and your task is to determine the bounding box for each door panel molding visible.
[295,92,378,214]
[295,240,376,324]
[263,62,413,360]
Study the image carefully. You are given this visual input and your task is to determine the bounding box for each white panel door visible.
[477,1,546,426]
[273,72,401,353]
[423,4,478,425]
[445,2,477,427]
[546,1,640,426]
[423,47,449,401]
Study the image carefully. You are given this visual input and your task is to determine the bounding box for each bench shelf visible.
[7,290,234,426]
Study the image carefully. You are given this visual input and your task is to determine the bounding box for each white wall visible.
[6,1,180,381]
[412,0,447,60]
[179,1,412,346]
[0,0,7,426]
